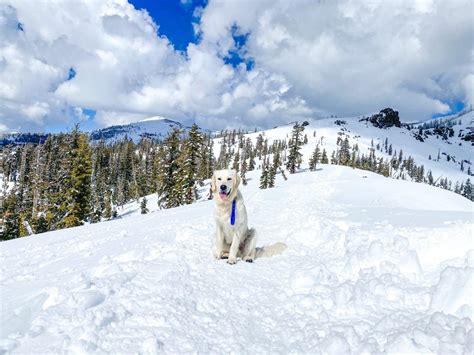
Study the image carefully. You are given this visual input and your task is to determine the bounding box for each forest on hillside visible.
[1,122,472,240]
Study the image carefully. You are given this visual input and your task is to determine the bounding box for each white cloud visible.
[0,0,472,132]
[201,0,472,121]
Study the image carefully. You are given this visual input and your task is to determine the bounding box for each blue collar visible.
[230,199,236,225]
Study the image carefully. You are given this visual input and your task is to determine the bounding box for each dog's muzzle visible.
[219,186,231,201]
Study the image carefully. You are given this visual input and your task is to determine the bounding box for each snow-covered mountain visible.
[88,116,193,143]
[0,117,194,146]
[1,166,472,353]
[216,108,473,188]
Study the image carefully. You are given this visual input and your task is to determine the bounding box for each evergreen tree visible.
[179,124,204,205]
[267,154,279,188]
[158,128,183,208]
[103,192,113,220]
[33,214,49,234]
[462,179,473,201]
[61,128,92,228]
[198,135,214,181]
[427,170,434,185]
[309,145,321,171]
[321,149,329,164]
[338,138,351,165]
[248,151,256,171]
[240,159,248,185]
[1,194,21,240]
[232,150,240,172]
[286,123,305,173]
[141,196,149,214]
[260,162,269,189]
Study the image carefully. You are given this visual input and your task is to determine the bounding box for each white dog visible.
[211,169,287,264]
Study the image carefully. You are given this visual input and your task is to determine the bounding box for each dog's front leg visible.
[227,232,241,264]
[213,225,225,259]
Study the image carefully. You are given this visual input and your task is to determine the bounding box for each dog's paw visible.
[243,256,254,263]
[213,249,222,259]
[220,252,229,259]
[227,256,237,265]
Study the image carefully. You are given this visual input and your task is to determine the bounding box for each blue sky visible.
[2,0,472,133]
[129,0,205,52]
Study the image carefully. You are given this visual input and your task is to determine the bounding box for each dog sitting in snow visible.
[211,169,287,264]
[211,169,256,264]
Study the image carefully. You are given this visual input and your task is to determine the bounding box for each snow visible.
[1,166,473,353]
[88,117,191,144]
[215,110,473,187]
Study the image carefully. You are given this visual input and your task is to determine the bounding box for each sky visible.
[0,0,472,133]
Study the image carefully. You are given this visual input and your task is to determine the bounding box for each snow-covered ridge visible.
[1,166,472,353]
[214,109,473,188]
[88,117,191,143]
[0,117,193,146]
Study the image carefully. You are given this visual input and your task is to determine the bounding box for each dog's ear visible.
[234,170,241,189]
[211,172,217,193]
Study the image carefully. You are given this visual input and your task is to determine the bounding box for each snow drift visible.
[0,166,473,353]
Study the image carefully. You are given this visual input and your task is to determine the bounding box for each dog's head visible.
[211,169,241,202]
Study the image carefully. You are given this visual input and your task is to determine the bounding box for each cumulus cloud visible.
[198,0,472,120]
[0,0,472,132]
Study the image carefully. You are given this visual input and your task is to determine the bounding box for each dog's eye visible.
[227,178,231,181]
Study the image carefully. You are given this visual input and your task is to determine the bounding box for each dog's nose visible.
[220,185,227,191]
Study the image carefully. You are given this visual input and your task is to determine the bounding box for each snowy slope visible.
[0,117,192,146]
[89,116,192,144]
[215,110,473,187]
[1,166,473,354]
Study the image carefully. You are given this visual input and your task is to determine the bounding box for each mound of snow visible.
[0,166,472,353]
[430,266,474,317]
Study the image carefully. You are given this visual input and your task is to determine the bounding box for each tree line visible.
[0,124,214,240]
[1,121,472,241]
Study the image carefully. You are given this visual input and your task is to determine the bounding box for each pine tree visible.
[232,150,240,172]
[267,154,279,188]
[260,162,269,189]
[240,159,248,185]
[427,170,434,185]
[33,214,49,234]
[198,135,214,181]
[309,145,321,171]
[338,138,351,165]
[1,194,21,240]
[286,123,305,173]
[141,196,149,214]
[462,179,473,201]
[103,192,112,220]
[158,128,183,209]
[61,128,92,228]
[248,151,256,171]
[179,124,204,205]
[267,166,276,188]
[321,149,328,164]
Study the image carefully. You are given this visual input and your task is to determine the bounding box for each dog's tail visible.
[255,242,287,259]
